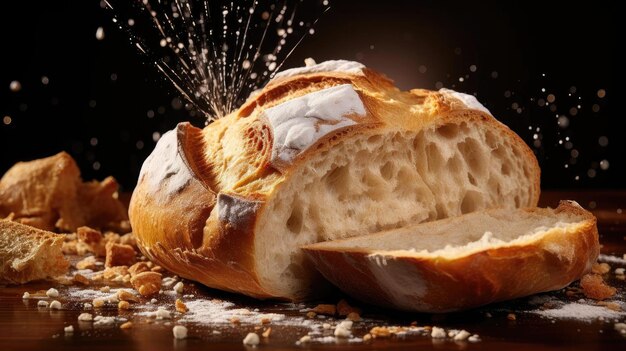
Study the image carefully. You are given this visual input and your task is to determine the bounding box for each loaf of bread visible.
[130,60,540,300]
[0,152,128,232]
[0,219,69,283]
[303,201,598,312]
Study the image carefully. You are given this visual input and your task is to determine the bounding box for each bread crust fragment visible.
[0,219,69,284]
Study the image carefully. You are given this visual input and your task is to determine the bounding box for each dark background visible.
[0,0,620,192]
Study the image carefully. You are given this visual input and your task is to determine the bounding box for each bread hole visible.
[286,203,304,234]
[435,203,447,220]
[514,195,521,208]
[447,155,463,173]
[380,161,395,180]
[396,166,415,185]
[363,170,386,201]
[501,163,511,175]
[458,138,487,176]
[461,191,483,214]
[325,165,350,196]
[436,124,460,139]
[467,172,477,186]
[367,135,383,145]
[485,131,499,149]
[426,143,445,172]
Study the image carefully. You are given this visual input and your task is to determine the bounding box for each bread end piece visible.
[303,201,599,312]
[0,219,69,284]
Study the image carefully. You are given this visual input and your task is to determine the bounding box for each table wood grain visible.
[1,190,625,350]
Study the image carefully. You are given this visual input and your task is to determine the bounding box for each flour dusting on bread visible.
[264,84,365,164]
[273,59,365,79]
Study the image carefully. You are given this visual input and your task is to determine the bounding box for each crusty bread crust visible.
[0,152,128,232]
[302,201,599,312]
[0,219,69,284]
[130,62,541,300]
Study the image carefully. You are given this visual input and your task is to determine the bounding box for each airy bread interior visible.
[0,219,69,283]
[255,120,538,297]
[306,205,587,260]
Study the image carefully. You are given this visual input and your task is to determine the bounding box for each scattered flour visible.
[180,299,289,325]
[598,254,626,265]
[532,302,625,321]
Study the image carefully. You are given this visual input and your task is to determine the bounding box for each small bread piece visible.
[0,152,128,232]
[130,60,540,300]
[0,220,69,284]
[302,201,599,312]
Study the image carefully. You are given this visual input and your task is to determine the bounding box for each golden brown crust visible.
[130,64,541,300]
[302,201,598,312]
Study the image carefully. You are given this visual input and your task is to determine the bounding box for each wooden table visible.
[1,190,625,350]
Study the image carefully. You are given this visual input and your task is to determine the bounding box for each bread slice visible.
[302,201,599,312]
[0,219,69,284]
[130,60,540,300]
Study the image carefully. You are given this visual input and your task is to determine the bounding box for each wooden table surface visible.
[1,190,625,350]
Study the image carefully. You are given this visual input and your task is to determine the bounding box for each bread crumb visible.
[78,313,93,321]
[151,266,164,273]
[120,321,133,329]
[100,286,111,293]
[46,288,59,298]
[306,311,316,318]
[173,325,187,339]
[453,330,471,341]
[22,292,30,299]
[597,301,622,311]
[370,326,391,338]
[37,300,49,308]
[49,300,62,310]
[117,289,139,302]
[73,273,90,285]
[103,266,129,280]
[299,335,311,343]
[173,281,184,294]
[615,268,625,275]
[337,299,362,316]
[347,312,361,321]
[507,313,517,321]
[243,332,260,346]
[156,307,171,319]
[615,323,626,334]
[130,271,162,297]
[128,262,150,277]
[592,262,611,275]
[92,298,105,308]
[580,273,617,300]
[105,242,136,268]
[83,303,93,310]
[76,256,98,270]
[334,320,353,338]
[311,304,336,316]
[175,299,188,313]
[363,333,372,342]
[230,317,241,325]
[64,325,74,334]
[77,226,105,256]
[262,327,272,338]
[118,301,130,310]
[468,334,481,342]
[431,327,446,338]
